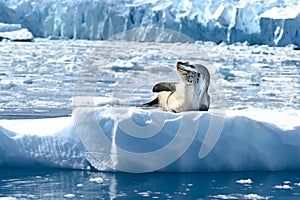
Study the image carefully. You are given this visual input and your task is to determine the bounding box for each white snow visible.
[0,0,300,45]
[210,194,270,199]
[0,106,300,172]
[0,117,73,137]
[63,194,75,198]
[260,6,300,19]
[236,179,253,184]
[295,183,300,186]
[89,177,104,184]
[274,184,292,189]
[243,194,268,199]
[138,192,151,197]
[0,198,17,200]
[0,23,33,41]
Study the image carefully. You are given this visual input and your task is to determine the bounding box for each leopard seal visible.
[141,61,210,112]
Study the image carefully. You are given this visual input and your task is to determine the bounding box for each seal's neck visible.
[172,80,209,111]
[173,82,200,109]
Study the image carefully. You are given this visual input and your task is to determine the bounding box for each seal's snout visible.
[177,61,189,65]
[176,61,190,69]
[176,61,196,73]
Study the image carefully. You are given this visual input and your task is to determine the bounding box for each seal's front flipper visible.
[152,82,178,93]
[139,97,159,107]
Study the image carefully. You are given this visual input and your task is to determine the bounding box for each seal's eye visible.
[189,65,195,69]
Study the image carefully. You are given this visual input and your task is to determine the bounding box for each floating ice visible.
[273,185,292,189]
[236,179,253,184]
[0,117,88,169]
[0,106,300,172]
[260,5,300,46]
[63,194,76,198]
[89,177,104,184]
[0,197,17,200]
[295,183,300,186]
[210,193,271,199]
[0,23,33,41]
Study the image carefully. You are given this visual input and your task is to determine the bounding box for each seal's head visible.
[176,61,210,87]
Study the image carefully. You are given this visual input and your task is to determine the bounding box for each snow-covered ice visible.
[236,179,253,185]
[1,0,300,46]
[0,106,299,172]
[273,184,293,189]
[0,117,88,169]
[89,177,104,184]
[210,193,270,199]
[0,198,17,200]
[0,23,33,41]
[63,194,76,198]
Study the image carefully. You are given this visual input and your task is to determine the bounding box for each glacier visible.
[0,106,299,172]
[0,0,300,46]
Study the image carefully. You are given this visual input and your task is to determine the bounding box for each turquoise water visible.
[1,168,300,199]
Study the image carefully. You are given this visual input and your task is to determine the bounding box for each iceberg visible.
[0,106,300,172]
[260,6,300,46]
[0,23,33,41]
[0,117,88,169]
[0,0,300,45]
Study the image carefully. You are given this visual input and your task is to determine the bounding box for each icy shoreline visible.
[1,0,300,46]
[0,107,299,172]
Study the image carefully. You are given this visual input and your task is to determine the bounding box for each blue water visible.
[1,168,300,199]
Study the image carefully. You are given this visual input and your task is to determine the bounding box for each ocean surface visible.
[0,39,300,199]
[2,168,300,199]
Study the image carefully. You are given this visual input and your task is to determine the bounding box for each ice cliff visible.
[0,0,300,45]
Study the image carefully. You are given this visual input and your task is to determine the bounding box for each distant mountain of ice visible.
[0,107,300,172]
[0,0,300,46]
